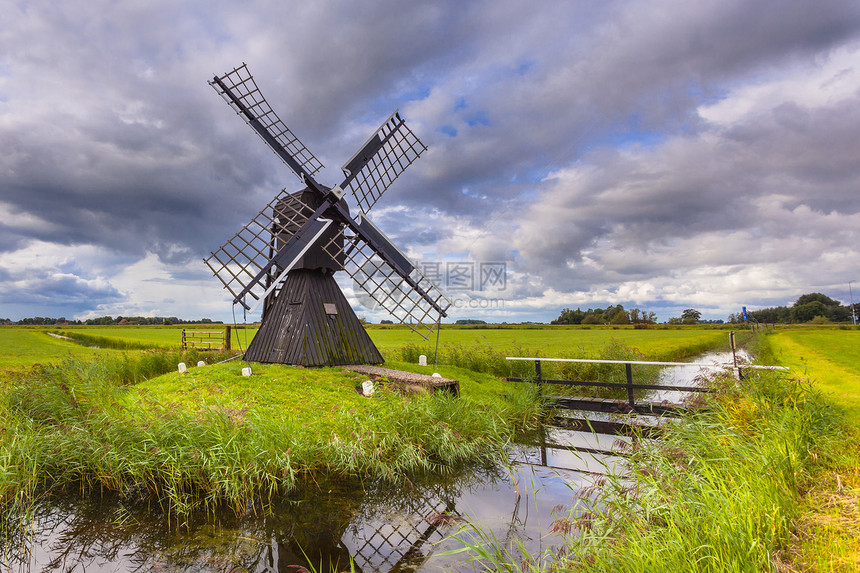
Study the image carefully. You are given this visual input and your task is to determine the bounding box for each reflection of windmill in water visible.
[205,64,451,366]
[254,480,462,573]
[342,495,459,572]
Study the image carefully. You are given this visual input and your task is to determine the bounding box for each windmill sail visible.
[207,64,449,349]
[210,64,324,182]
[340,111,427,213]
[322,216,451,340]
[204,189,316,305]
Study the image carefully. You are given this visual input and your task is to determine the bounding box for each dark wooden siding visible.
[245,269,384,366]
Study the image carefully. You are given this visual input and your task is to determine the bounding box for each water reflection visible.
[646,349,749,404]
[3,452,606,573]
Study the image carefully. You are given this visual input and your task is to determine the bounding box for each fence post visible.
[625,362,635,409]
[534,360,543,397]
[224,325,232,351]
[181,329,186,350]
[730,331,740,379]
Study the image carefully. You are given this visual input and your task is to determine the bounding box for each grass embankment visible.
[762,329,860,570]
[0,352,542,519]
[456,363,851,572]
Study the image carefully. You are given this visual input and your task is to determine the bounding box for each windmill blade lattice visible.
[344,497,458,572]
[323,228,451,340]
[340,111,427,213]
[204,189,316,304]
[210,64,324,182]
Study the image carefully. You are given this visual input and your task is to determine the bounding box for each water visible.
[3,352,737,572]
[646,348,749,403]
[3,462,604,572]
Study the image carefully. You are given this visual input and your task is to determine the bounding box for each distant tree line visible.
[7,316,222,326]
[728,293,859,324]
[665,309,724,325]
[552,305,657,325]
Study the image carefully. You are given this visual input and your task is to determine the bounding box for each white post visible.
[849,281,856,326]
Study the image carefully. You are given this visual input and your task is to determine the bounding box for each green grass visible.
[52,324,256,351]
[760,329,860,570]
[0,324,733,380]
[443,329,860,572]
[368,325,729,360]
[764,329,860,426]
[22,323,730,359]
[0,352,543,518]
[0,327,120,371]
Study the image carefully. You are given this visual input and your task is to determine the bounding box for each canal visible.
[3,352,741,572]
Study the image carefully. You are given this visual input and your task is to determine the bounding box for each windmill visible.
[205,64,451,366]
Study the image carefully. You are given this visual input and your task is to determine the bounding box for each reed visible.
[395,338,664,400]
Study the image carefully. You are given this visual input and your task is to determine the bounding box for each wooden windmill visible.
[205,64,451,366]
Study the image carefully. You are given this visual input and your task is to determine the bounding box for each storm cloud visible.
[1,0,859,322]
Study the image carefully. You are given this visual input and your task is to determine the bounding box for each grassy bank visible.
[762,329,860,570]
[455,366,848,572]
[0,352,542,519]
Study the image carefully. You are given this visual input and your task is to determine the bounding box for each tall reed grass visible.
[396,338,666,400]
[51,329,166,350]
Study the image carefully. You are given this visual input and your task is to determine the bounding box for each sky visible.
[1,0,860,324]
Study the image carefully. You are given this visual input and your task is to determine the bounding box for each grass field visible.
[0,324,733,373]
[765,329,860,426]
[0,327,120,371]
[763,329,860,570]
[371,325,729,360]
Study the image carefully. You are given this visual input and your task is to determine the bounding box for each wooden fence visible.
[181,326,232,351]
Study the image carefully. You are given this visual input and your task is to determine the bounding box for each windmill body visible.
[205,64,450,366]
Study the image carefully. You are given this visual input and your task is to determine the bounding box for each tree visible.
[610,311,630,325]
[681,309,701,324]
[791,292,849,323]
[794,293,839,307]
[791,301,828,323]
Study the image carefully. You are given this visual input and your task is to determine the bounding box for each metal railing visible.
[505,356,788,411]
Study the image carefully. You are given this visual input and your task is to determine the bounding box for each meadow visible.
[0,327,121,370]
[0,323,733,515]
[765,329,860,425]
[8,323,730,367]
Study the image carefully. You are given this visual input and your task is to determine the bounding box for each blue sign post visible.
[742,306,748,321]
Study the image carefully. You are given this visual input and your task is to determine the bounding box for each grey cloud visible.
[2,0,860,321]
